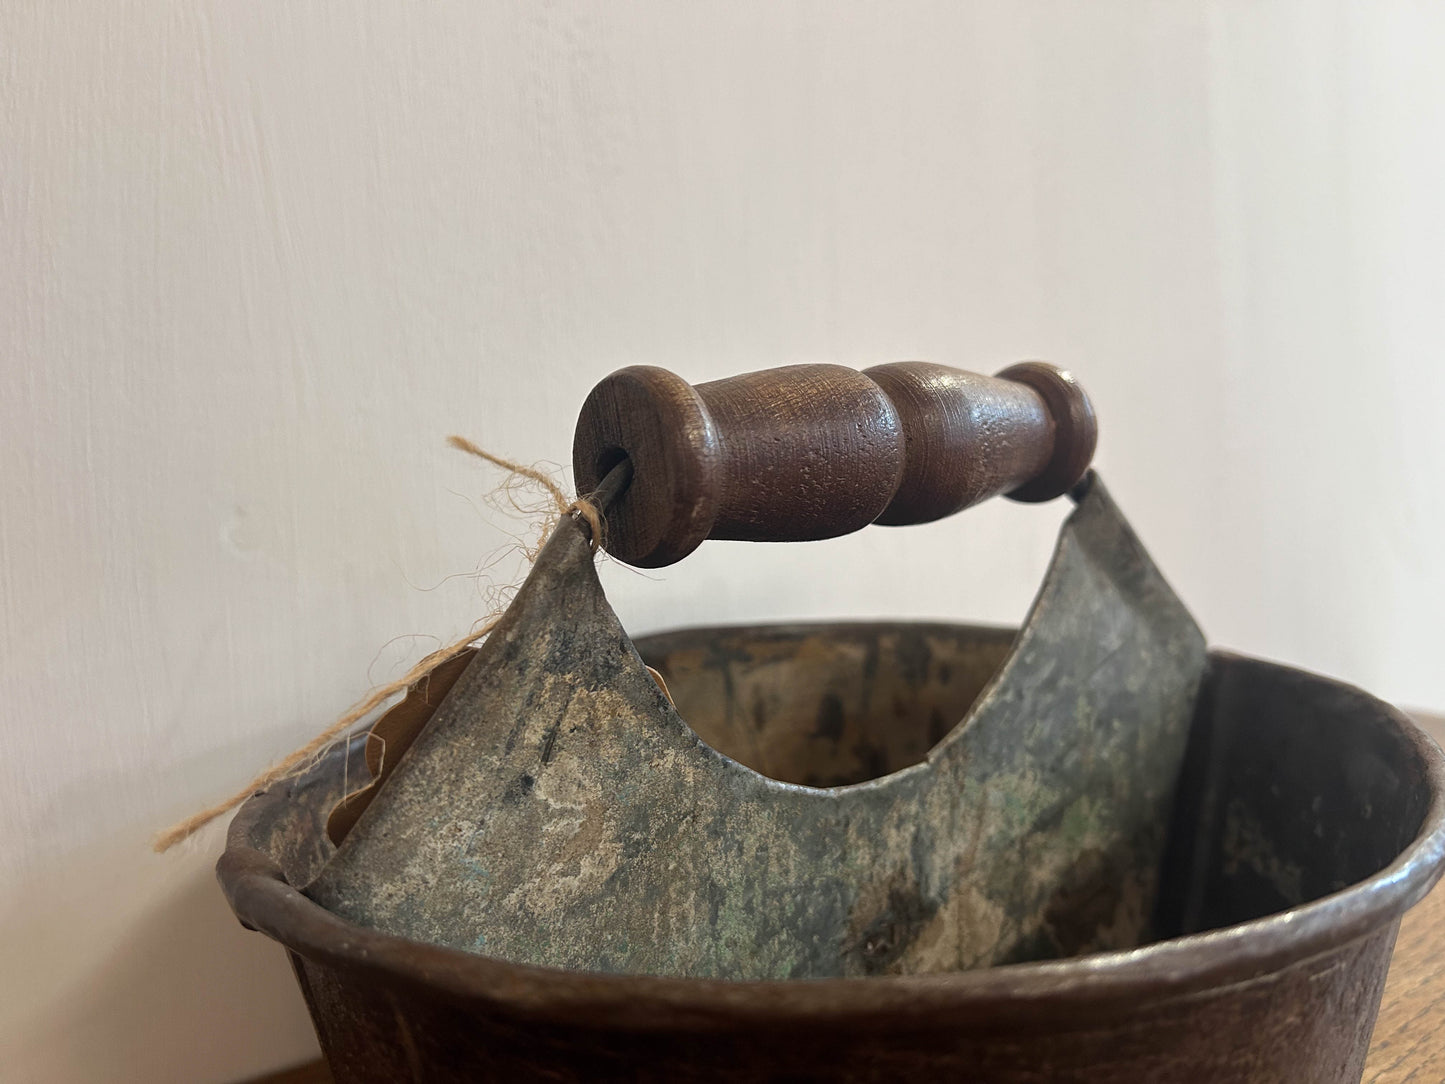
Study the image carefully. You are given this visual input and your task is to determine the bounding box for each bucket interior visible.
[638,623,1015,788]
[250,629,1437,969]
[637,627,1436,940]
[1154,652,1436,938]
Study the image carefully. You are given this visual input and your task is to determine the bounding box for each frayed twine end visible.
[152,437,605,853]
[445,435,604,552]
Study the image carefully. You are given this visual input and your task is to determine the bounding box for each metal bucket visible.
[220,627,1445,1083]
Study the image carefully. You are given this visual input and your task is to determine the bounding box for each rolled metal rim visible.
[219,650,1445,1032]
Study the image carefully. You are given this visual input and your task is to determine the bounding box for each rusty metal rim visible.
[219,652,1445,1033]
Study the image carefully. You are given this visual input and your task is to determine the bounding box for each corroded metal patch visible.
[305,475,1206,978]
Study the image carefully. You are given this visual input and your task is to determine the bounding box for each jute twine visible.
[152,437,603,853]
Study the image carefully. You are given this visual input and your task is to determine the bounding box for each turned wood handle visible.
[573,360,1096,568]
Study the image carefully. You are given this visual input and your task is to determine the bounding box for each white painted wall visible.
[4,3,1443,1080]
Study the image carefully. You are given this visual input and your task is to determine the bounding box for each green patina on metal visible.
[305,475,1207,979]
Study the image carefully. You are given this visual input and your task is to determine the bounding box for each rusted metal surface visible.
[221,650,1445,1082]
[304,476,1207,976]
[216,466,1445,1079]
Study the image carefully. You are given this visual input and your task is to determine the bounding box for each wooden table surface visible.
[1361,712,1445,1083]
[250,714,1445,1084]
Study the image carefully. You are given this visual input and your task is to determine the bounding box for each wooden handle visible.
[573,360,1096,567]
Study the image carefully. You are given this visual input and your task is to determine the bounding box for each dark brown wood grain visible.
[571,365,722,568]
[994,361,1099,503]
[698,365,904,543]
[572,361,1097,566]
[865,361,1053,524]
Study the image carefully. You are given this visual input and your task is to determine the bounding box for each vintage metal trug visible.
[219,361,1445,1082]
[307,474,1202,977]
